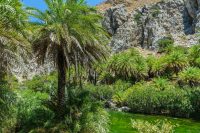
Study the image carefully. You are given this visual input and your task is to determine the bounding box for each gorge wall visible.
[102,0,200,52]
[12,0,200,80]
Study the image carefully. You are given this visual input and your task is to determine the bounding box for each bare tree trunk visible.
[57,50,67,118]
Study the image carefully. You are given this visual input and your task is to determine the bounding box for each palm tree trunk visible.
[0,65,7,84]
[68,66,71,86]
[94,71,97,85]
[74,52,78,85]
[57,50,67,118]
[0,70,6,84]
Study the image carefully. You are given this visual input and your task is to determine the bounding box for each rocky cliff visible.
[11,57,54,81]
[102,0,200,52]
[12,0,200,80]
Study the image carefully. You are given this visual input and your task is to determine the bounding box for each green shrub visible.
[111,80,132,105]
[66,88,110,133]
[15,86,110,133]
[132,119,177,133]
[16,89,53,132]
[80,107,109,133]
[151,78,174,91]
[124,81,193,117]
[0,84,17,132]
[86,80,131,103]
[134,12,142,22]
[190,87,200,117]
[86,84,115,101]
[45,86,110,133]
[22,72,57,93]
[157,37,174,53]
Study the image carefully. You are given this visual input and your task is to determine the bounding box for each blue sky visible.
[22,0,103,10]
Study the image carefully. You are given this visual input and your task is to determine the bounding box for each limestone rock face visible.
[102,0,200,52]
[102,4,128,35]
[11,57,54,82]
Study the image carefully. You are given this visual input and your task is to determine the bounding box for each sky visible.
[22,0,103,10]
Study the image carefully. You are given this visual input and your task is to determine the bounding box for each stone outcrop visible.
[185,0,200,31]
[102,4,128,35]
[11,57,54,82]
[102,0,200,52]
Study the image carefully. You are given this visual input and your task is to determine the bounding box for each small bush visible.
[157,37,174,53]
[134,12,142,22]
[132,119,177,133]
[190,87,200,117]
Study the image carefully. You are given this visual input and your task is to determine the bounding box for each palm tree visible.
[107,49,148,82]
[0,0,29,83]
[178,67,200,87]
[28,0,109,117]
[164,51,188,75]
[0,0,28,130]
[149,50,188,78]
[150,56,167,77]
[188,44,200,67]
[152,78,174,91]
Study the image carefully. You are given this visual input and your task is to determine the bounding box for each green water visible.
[109,111,200,133]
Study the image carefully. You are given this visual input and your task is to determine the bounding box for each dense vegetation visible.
[92,42,200,118]
[0,0,200,133]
